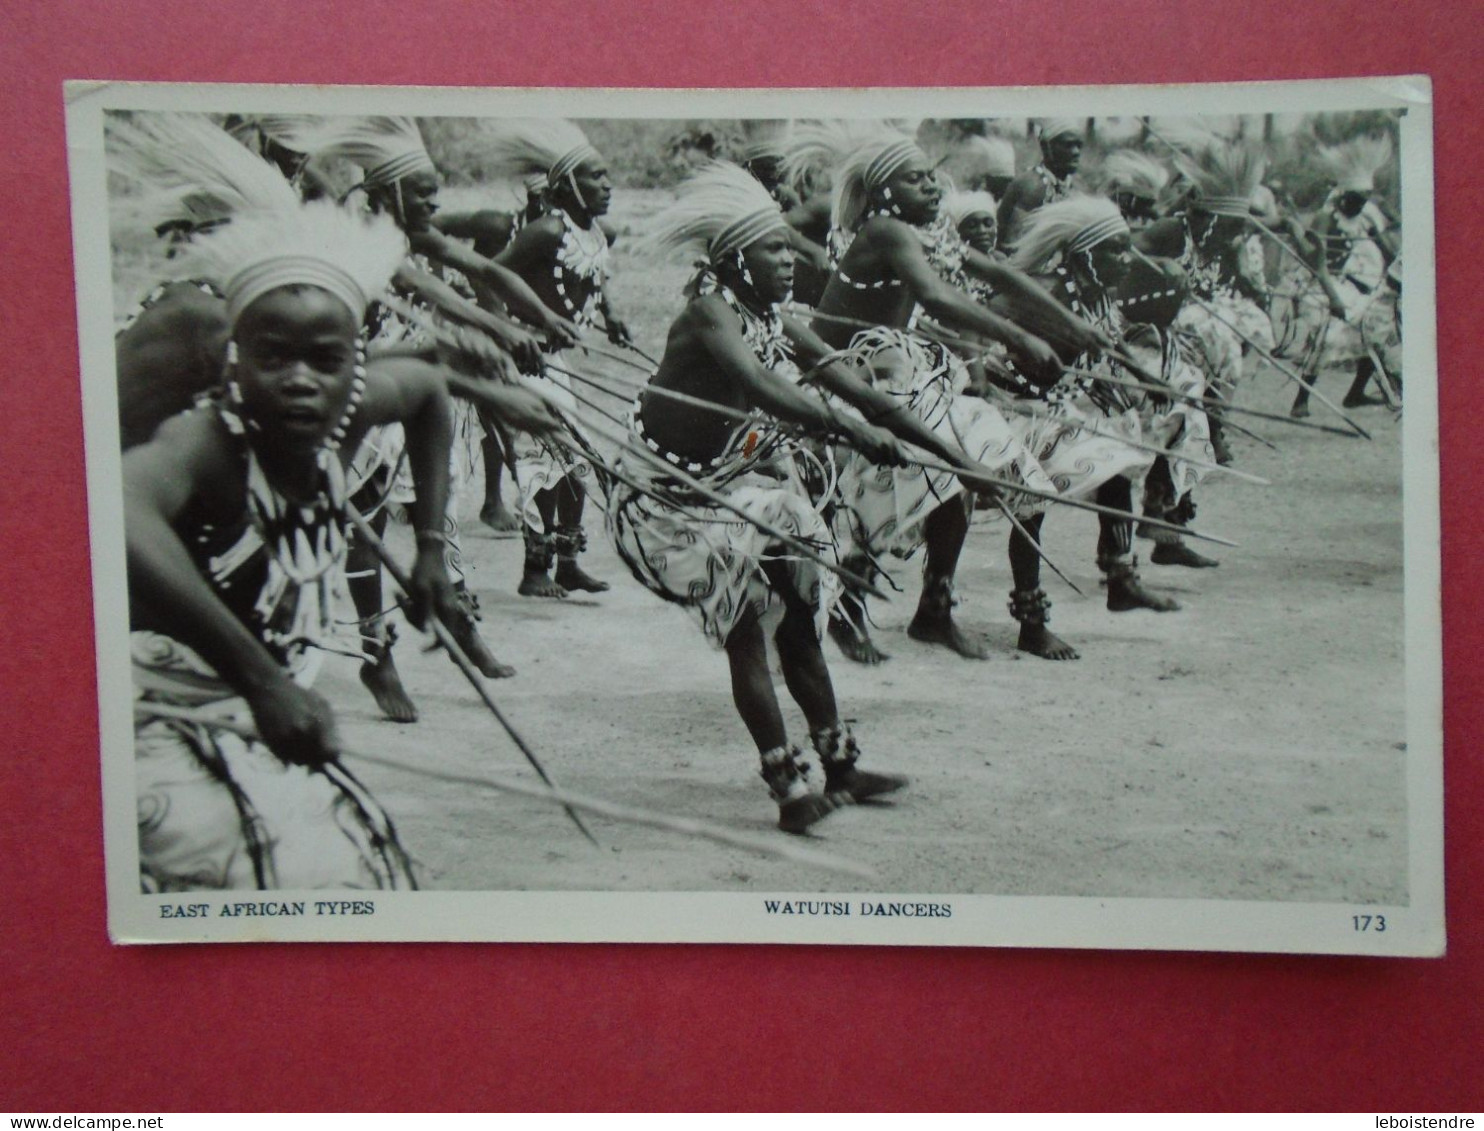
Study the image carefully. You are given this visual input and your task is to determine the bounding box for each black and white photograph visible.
[66,79,1441,952]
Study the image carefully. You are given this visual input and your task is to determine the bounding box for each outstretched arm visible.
[124,414,340,766]
[966,250,1114,356]
[994,178,1031,250]
[692,297,899,464]
[411,226,579,347]
[876,221,1061,381]
[352,358,460,633]
[782,314,965,466]
[393,262,537,376]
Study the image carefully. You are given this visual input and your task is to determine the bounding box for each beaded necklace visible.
[552,208,609,328]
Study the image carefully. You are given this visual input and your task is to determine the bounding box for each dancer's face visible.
[1085,234,1133,291]
[738,230,796,304]
[883,156,942,226]
[232,286,359,452]
[1043,134,1083,177]
[565,158,613,218]
[956,213,997,254]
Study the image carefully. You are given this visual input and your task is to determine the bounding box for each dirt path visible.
[323,371,1409,903]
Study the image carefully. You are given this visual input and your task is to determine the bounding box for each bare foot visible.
[907,613,992,659]
[446,615,517,678]
[776,794,838,834]
[1106,573,1181,612]
[1150,541,1220,568]
[554,561,610,593]
[518,569,568,599]
[824,764,908,802]
[359,654,419,722]
[828,612,890,665]
[1017,622,1080,661]
[480,501,522,535]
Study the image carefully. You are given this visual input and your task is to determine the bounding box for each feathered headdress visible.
[1146,117,1231,155]
[1098,149,1171,202]
[180,198,407,328]
[643,161,789,264]
[1171,138,1267,218]
[967,134,1018,179]
[739,120,792,164]
[781,120,930,235]
[476,118,603,189]
[1318,133,1393,193]
[244,115,437,189]
[1037,118,1083,145]
[779,119,919,195]
[1009,194,1129,274]
[942,190,998,229]
[106,111,301,233]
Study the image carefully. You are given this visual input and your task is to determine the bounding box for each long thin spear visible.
[987,394,1270,486]
[136,702,875,879]
[992,496,1086,597]
[1122,246,1372,439]
[373,295,887,601]
[911,455,1239,547]
[1185,287,1372,440]
[1057,367,1358,439]
[606,330,663,370]
[549,360,1087,596]
[543,377,896,603]
[344,503,601,848]
[796,306,1294,442]
[577,337,656,374]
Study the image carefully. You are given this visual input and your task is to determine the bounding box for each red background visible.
[2,0,1480,1112]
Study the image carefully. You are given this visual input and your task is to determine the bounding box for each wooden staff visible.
[992,495,1086,597]
[1121,246,1372,439]
[910,454,1239,547]
[549,360,1090,597]
[1184,287,1372,440]
[136,702,875,879]
[344,504,601,848]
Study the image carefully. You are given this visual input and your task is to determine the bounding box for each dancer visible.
[996,119,1083,248]
[127,200,454,890]
[611,163,910,832]
[481,118,637,598]
[785,122,1108,663]
[1286,134,1399,417]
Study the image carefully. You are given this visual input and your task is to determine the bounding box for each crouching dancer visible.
[127,201,459,890]
[609,163,908,833]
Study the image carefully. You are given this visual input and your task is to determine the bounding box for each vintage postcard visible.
[65,77,1441,952]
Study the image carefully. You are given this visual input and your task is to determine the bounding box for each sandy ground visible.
[322,364,1409,902]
